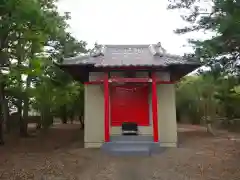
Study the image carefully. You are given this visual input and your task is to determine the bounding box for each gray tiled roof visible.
[61,44,199,67]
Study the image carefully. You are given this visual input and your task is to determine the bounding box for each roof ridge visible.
[105,44,150,47]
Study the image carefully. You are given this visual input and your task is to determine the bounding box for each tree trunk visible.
[69,112,74,124]
[41,107,53,129]
[60,105,67,124]
[23,48,35,132]
[62,118,67,124]
[204,96,216,136]
[15,35,28,137]
[36,121,42,129]
[0,29,9,144]
[0,98,4,145]
[18,99,28,137]
[206,123,215,135]
[3,99,10,133]
[0,81,5,144]
[78,115,84,129]
[0,80,10,133]
[22,75,31,134]
[0,117,4,145]
[0,83,10,132]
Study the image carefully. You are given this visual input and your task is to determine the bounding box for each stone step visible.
[105,141,154,144]
[102,142,154,149]
[110,135,153,142]
[109,146,151,156]
[102,141,162,156]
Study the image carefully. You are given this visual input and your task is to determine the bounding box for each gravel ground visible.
[0,124,239,180]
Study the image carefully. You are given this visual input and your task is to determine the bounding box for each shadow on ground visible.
[0,123,84,153]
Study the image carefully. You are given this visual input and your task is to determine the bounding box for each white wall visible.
[157,84,177,147]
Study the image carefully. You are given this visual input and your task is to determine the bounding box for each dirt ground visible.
[0,123,240,180]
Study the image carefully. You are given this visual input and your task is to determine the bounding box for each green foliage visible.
[168,0,240,130]
[177,75,240,124]
[0,0,87,137]
[168,0,240,73]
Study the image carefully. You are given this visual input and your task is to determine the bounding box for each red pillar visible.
[104,72,110,142]
[151,72,159,142]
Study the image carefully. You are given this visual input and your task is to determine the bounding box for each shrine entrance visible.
[110,84,150,127]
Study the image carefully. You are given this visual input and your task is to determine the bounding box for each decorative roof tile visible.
[61,43,200,67]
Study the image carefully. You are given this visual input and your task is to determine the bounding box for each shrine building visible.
[56,43,200,155]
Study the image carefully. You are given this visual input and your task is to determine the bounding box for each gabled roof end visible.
[149,42,166,57]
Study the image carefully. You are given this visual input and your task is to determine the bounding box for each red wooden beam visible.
[104,72,110,142]
[110,77,150,83]
[84,79,176,85]
[151,72,159,142]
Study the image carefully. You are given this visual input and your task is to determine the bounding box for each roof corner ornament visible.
[90,43,106,57]
[149,42,166,57]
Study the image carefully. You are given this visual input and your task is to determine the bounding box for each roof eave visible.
[168,63,202,81]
